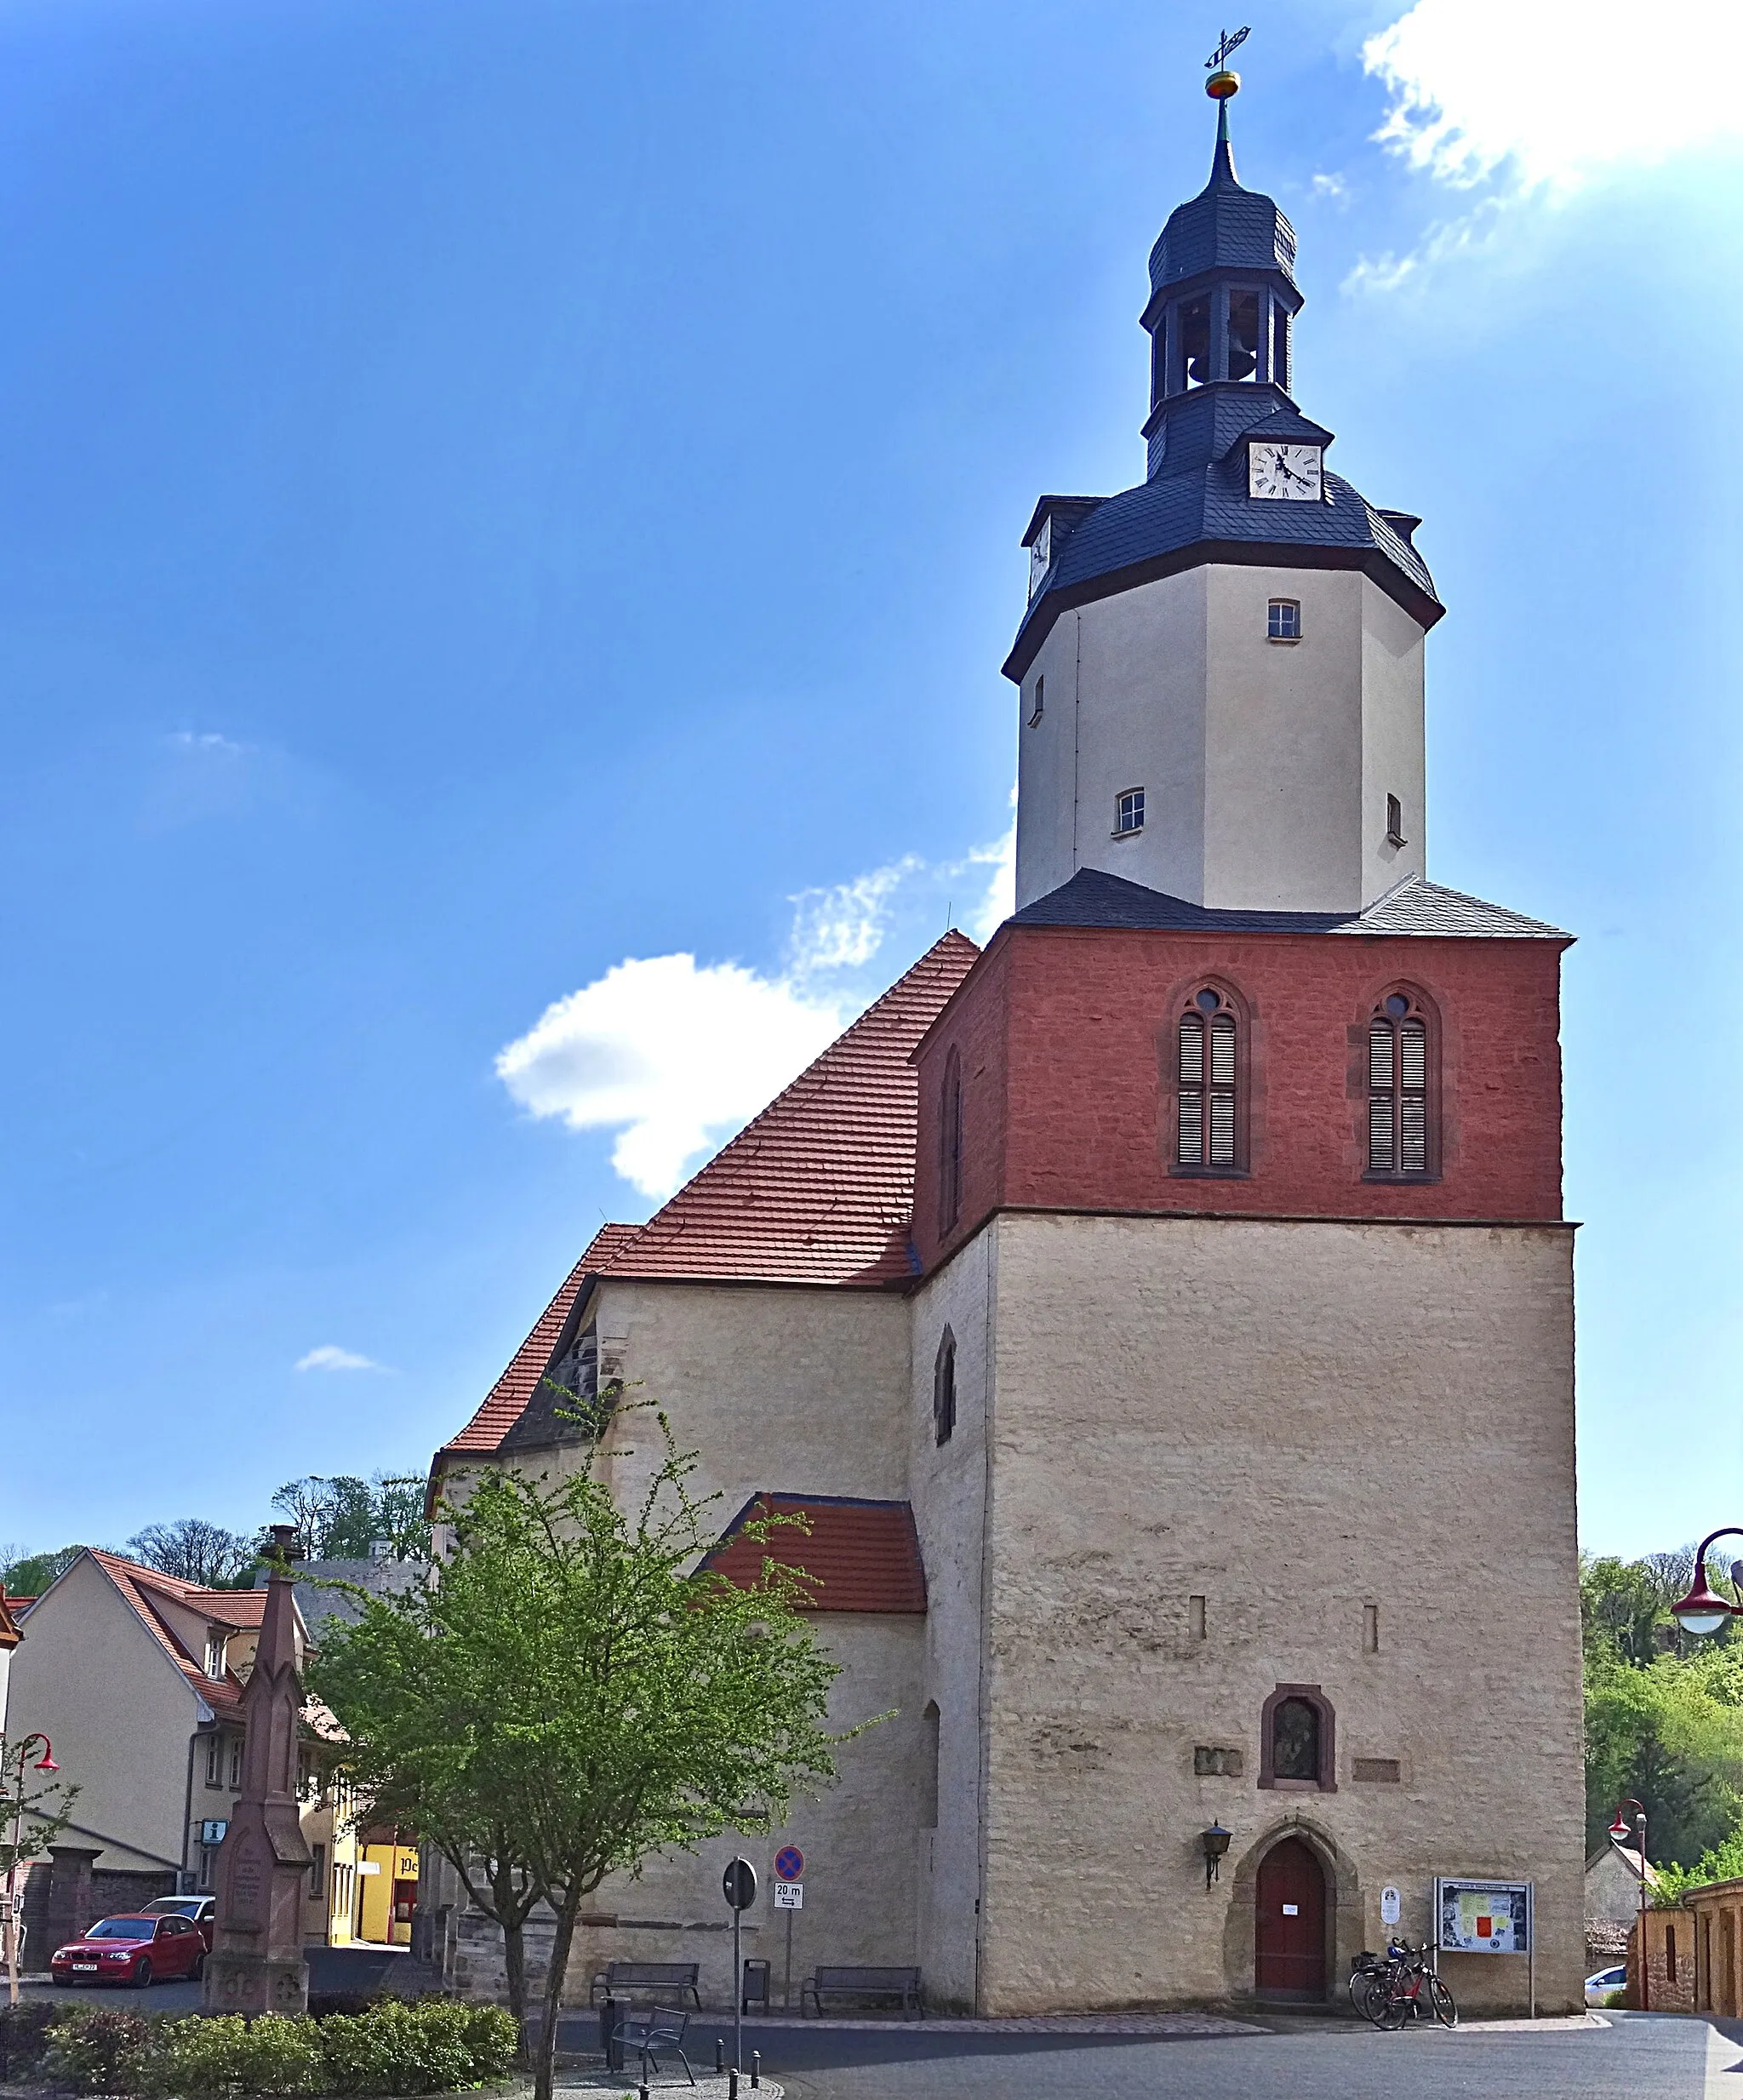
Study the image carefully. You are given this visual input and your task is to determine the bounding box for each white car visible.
[1585,1963,1626,2006]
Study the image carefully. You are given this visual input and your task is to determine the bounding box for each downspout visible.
[1071,611,1083,874]
[180,1728,200,1892]
[973,1222,997,2013]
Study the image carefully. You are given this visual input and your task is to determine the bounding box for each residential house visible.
[1585,1836,1660,1965]
[0,1588,22,1733]
[6,1551,329,1961]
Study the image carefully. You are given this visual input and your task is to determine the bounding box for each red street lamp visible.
[1609,1797,1649,2011]
[5,1734,56,2009]
[1670,1529,1743,1638]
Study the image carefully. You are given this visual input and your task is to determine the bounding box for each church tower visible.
[1009,78,1437,915]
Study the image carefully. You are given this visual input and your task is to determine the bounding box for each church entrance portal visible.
[1254,1837,1326,2001]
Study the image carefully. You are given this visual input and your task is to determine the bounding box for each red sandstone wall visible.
[912,924,1565,1271]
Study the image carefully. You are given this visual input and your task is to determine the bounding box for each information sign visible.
[774,1881,803,1910]
[1380,1885,1401,1926]
[201,1819,229,1846]
[1435,1878,1530,1954]
[774,1845,804,1881]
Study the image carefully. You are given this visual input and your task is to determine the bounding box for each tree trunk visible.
[488,1859,530,2064]
[532,1886,583,2100]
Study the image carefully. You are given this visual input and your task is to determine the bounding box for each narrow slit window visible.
[1267,598,1301,640]
[1272,305,1289,392]
[933,1327,957,1448]
[1368,992,1433,1178]
[1176,987,1240,1171]
[1029,672,1045,725]
[1115,787,1146,837]
[940,1048,963,1232]
[1386,793,1407,846]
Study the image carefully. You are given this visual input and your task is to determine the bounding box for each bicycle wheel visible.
[1425,1976,1458,2029]
[1355,1975,1392,2028]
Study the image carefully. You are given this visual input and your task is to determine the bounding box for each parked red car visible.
[143,1894,217,1951]
[50,1913,207,1986]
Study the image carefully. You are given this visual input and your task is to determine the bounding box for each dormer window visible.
[1026,515,1053,600]
[204,1634,225,1679]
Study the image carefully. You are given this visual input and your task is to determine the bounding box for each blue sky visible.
[2,0,1738,1562]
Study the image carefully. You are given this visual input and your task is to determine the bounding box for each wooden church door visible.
[1254,1837,1327,2000]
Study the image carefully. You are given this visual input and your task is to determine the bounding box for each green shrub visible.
[44,2005,154,2094]
[1602,1987,1627,2010]
[0,2000,62,2079]
[317,1999,511,2095]
[140,2014,321,2098]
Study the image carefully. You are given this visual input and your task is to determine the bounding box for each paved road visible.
[16,1943,420,2017]
[679,2012,1740,2100]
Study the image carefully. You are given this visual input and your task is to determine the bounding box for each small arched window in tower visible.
[1368,992,1434,1179]
[933,1328,957,1448]
[940,1049,963,1233]
[1028,672,1045,727]
[1267,598,1301,641]
[1272,1697,1320,1781]
[922,1701,940,1828]
[1176,987,1240,1171]
[1227,289,1260,381]
[1181,295,1212,386]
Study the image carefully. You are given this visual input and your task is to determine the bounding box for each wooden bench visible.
[800,1966,923,2018]
[589,1960,701,2008]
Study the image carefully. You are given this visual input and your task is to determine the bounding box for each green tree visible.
[268,1474,431,1562]
[0,1546,83,1599]
[310,1412,847,2100]
[125,1520,256,1588]
[1,1732,79,1886]
[1586,1637,1743,1863]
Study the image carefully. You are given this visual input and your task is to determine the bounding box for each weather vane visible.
[1205,26,1249,73]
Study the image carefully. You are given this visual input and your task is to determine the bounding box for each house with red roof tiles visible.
[0,1585,22,1733]
[426,90,1581,2019]
[3,1549,360,1960]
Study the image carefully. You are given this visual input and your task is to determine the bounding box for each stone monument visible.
[204,1525,311,2013]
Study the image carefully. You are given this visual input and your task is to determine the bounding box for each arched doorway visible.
[1254,1837,1327,2000]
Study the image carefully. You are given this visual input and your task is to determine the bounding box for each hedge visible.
[42,1998,518,2097]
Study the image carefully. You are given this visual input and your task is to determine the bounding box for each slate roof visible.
[1008,867,1569,940]
[700,1495,928,1615]
[1146,117,1297,293]
[437,1225,637,1462]
[1007,450,1441,682]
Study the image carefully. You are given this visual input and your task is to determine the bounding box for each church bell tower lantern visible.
[1008,45,1444,918]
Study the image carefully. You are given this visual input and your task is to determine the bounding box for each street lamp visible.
[5,1734,57,2009]
[1670,1529,1743,1637]
[1608,1797,1649,2012]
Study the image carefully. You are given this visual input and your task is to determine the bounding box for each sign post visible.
[723,1857,757,2074]
[773,1848,804,2010]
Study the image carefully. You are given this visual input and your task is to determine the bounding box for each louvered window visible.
[1368,993,1432,1177]
[1176,987,1240,1170]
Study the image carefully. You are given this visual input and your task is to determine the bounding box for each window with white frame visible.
[1114,787,1146,837]
[1267,598,1301,640]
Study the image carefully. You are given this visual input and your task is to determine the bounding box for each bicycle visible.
[1357,1940,1457,2030]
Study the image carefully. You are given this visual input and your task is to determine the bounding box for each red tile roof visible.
[85,1551,260,1719]
[700,1495,927,1615]
[0,1590,20,1648]
[435,1223,637,1464]
[590,932,980,1288]
[433,935,980,1465]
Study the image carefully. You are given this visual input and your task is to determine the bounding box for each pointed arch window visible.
[1174,987,1243,1173]
[933,1327,957,1448]
[939,1048,963,1233]
[1367,991,1436,1180]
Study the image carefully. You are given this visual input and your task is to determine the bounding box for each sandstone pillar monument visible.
[204,1525,311,2013]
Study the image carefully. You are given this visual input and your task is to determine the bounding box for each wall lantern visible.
[1202,1822,1232,1889]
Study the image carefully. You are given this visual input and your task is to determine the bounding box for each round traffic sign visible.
[723,1857,757,1911]
[774,1846,803,1882]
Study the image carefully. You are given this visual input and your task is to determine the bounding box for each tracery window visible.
[1176,987,1241,1171]
[1272,1698,1320,1781]
[1368,991,1434,1178]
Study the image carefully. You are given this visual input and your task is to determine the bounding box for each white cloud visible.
[295,1345,388,1373]
[168,730,246,758]
[1363,0,1743,196]
[965,786,1016,945]
[1310,172,1349,202]
[786,857,923,980]
[496,954,847,1200]
[498,808,1023,1204]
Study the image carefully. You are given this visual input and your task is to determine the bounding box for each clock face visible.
[1249,443,1323,502]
